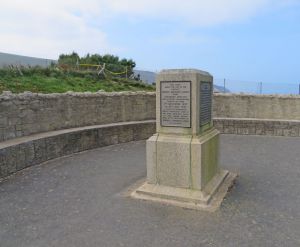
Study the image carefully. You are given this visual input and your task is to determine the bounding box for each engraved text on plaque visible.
[160,81,191,128]
[200,81,212,126]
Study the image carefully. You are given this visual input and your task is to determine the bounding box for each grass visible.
[0,67,155,94]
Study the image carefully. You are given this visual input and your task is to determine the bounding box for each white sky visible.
[0,0,276,59]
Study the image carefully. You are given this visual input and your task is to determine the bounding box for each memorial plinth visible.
[132,69,236,211]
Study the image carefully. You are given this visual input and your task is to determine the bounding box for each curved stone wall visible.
[2,92,300,142]
[1,91,300,179]
[214,118,300,137]
[0,121,155,179]
[213,94,300,120]
[0,91,155,142]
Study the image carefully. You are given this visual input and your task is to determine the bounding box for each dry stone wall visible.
[1,91,300,179]
[0,121,155,179]
[213,94,300,120]
[1,91,300,142]
[0,91,155,142]
[214,118,300,137]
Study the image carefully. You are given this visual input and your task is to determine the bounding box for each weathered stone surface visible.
[0,92,156,142]
[156,134,192,188]
[1,91,300,142]
[191,129,219,190]
[33,138,47,164]
[213,94,300,120]
[214,118,300,137]
[0,121,156,179]
[146,134,158,184]
[118,126,134,143]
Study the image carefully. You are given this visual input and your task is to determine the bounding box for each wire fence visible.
[214,78,300,95]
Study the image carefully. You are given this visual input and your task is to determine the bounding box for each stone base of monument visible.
[131,170,236,212]
[131,128,237,211]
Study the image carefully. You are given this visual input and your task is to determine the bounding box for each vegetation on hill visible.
[58,52,136,78]
[0,53,155,94]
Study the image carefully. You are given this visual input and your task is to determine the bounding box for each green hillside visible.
[0,67,155,94]
[0,52,155,94]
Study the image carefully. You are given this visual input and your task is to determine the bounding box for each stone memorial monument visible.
[132,69,236,211]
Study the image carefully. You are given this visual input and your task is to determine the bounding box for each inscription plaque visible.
[200,81,212,126]
[160,81,191,128]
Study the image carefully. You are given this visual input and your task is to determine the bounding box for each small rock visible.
[2,91,13,96]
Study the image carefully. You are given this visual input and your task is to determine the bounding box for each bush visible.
[58,52,136,78]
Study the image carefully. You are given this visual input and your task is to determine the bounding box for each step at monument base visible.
[131,170,237,212]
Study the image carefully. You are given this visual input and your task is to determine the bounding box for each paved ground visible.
[0,135,300,247]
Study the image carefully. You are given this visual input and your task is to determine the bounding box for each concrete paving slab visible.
[0,135,300,247]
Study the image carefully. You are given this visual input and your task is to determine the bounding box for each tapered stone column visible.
[132,69,236,211]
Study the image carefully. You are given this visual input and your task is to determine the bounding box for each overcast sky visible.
[1,0,300,85]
